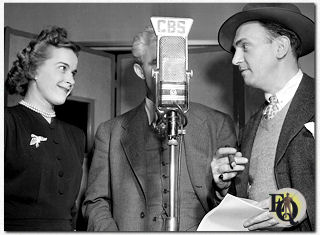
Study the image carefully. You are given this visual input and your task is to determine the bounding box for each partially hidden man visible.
[82,26,247,231]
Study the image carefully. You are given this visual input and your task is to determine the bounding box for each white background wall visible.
[4,3,315,44]
[4,2,316,126]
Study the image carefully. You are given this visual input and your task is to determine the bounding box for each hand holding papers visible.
[197,194,265,231]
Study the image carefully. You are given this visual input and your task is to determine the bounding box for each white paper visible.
[304,122,315,138]
[197,194,265,231]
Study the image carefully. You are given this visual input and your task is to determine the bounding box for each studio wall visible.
[4,2,315,127]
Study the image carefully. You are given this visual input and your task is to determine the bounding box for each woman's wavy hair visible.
[5,26,80,96]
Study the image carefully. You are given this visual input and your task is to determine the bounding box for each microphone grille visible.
[159,36,186,82]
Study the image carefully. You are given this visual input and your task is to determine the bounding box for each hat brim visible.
[218,7,314,57]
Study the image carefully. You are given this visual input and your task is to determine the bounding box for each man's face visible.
[232,21,278,91]
[141,41,157,101]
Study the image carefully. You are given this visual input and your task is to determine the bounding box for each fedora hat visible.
[218,3,314,57]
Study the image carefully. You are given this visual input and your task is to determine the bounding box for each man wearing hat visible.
[217,3,315,231]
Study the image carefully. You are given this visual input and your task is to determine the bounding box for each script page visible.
[197,194,265,231]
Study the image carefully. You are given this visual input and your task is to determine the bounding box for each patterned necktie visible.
[263,95,280,120]
[151,111,167,139]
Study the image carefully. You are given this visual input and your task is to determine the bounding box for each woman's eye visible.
[58,65,67,72]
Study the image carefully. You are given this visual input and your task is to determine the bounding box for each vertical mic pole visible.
[166,110,180,231]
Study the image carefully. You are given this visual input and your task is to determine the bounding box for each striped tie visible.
[263,96,280,120]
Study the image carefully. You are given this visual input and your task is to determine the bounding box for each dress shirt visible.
[265,69,303,111]
[145,97,156,125]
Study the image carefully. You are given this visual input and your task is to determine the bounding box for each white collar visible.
[265,69,303,110]
[144,97,155,125]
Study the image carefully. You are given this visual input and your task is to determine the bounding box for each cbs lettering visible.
[157,20,186,34]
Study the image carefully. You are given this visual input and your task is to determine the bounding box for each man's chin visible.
[243,77,252,86]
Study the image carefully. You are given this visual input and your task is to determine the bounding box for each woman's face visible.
[34,46,78,106]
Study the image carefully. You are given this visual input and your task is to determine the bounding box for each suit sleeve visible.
[82,122,118,231]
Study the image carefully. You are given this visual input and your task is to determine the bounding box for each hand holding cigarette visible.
[211,146,248,194]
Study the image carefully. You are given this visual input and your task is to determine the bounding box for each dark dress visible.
[4,104,85,231]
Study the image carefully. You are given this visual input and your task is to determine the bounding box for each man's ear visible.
[276,36,290,59]
[133,63,145,80]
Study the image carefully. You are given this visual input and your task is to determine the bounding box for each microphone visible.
[151,17,193,115]
[150,17,193,232]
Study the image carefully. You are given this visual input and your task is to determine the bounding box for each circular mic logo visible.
[269,188,307,226]
[170,89,177,95]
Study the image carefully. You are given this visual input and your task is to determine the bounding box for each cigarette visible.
[224,145,236,169]
[228,154,236,169]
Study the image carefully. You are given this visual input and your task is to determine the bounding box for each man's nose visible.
[232,49,243,66]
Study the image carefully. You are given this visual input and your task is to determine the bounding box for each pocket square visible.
[304,122,314,138]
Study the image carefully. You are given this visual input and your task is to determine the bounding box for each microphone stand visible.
[150,16,193,231]
[165,109,186,231]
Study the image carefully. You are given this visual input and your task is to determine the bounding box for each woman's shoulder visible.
[5,104,23,114]
[5,105,25,123]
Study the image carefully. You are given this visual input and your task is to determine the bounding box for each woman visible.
[4,26,85,231]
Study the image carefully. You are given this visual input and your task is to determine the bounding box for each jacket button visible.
[140,212,145,218]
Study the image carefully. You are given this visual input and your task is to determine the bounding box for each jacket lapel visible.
[184,109,212,211]
[120,102,148,201]
[275,75,315,165]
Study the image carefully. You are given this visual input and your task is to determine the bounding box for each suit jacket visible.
[236,74,315,231]
[82,101,236,231]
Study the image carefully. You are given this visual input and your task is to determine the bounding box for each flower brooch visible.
[30,134,47,148]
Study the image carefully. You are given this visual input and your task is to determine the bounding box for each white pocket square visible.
[304,122,314,138]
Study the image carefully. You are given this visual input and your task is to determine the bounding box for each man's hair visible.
[131,26,156,65]
[260,21,302,58]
